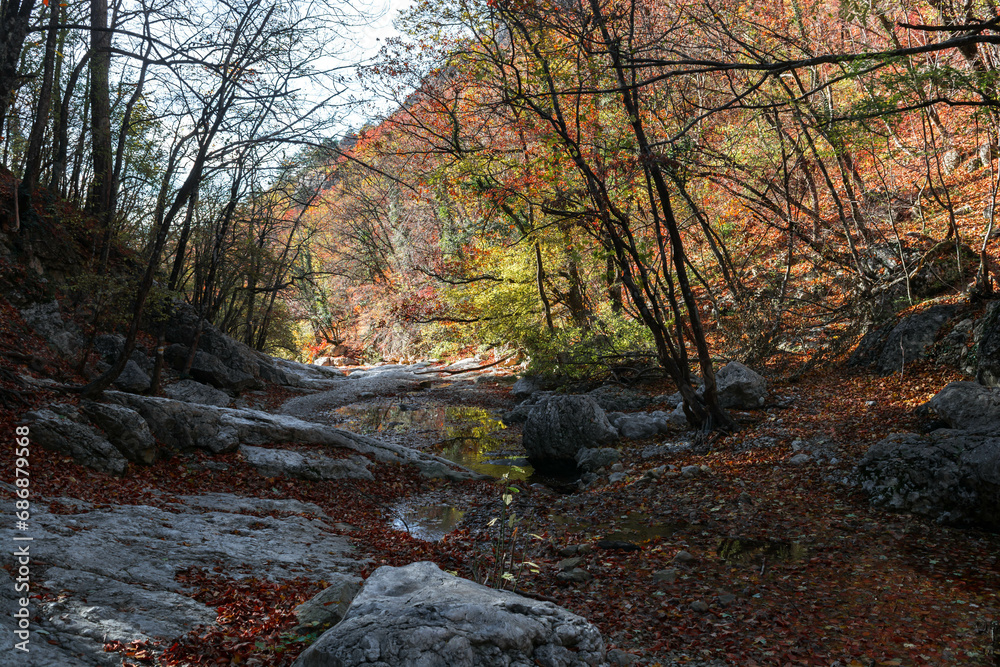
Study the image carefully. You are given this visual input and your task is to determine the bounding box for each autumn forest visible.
[1,0,1000,663]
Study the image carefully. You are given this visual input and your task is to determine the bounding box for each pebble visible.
[681,465,701,478]
[556,567,592,583]
[690,600,710,613]
[789,453,811,466]
[652,568,677,584]
[558,557,584,571]
[673,550,696,564]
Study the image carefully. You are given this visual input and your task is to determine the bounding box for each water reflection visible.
[335,404,537,481]
[390,503,466,542]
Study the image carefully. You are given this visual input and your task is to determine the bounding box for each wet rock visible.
[80,401,158,465]
[293,561,606,667]
[293,574,363,633]
[24,405,128,475]
[164,379,233,407]
[924,381,1000,433]
[575,447,621,472]
[714,361,767,409]
[240,445,374,481]
[523,395,618,466]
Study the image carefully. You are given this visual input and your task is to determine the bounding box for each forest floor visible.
[3,350,999,667]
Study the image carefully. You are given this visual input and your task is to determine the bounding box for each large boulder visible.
[857,430,1000,529]
[610,412,668,440]
[113,359,152,393]
[976,301,1000,387]
[20,300,79,357]
[24,405,128,475]
[922,381,1000,432]
[104,392,485,480]
[240,445,374,481]
[714,361,767,409]
[292,561,606,667]
[164,303,263,379]
[522,395,618,466]
[164,379,233,407]
[587,385,650,412]
[80,400,159,464]
[848,304,958,374]
[293,574,363,634]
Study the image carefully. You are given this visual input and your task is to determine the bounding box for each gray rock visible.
[522,395,618,465]
[652,569,677,584]
[849,304,959,374]
[681,465,702,478]
[977,302,1000,387]
[667,403,689,427]
[608,472,628,484]
[575,447,621,472]
[607,649,639,665]
[614,412,667,439]
[164,302,264,381]
[24,406,128,475]
[93,333,126,364]
[240,445,374,481]
[673,550,696,564]
[714,361,767,409]
[556,567,594,583]
[164,379,233,407]
[0,491,358,665]
[558,557,584,571]
[112,359,151,393]
[293,561,606,667]
[512,375,543,398]
[20,300,79,357]
[186,350,257,392]
[690,600,710,613]
[294,574,363,633]
[281,365,431,416]
[105,392,484,480]
[80,401,158,465]
[923,381,1000,432]
[788,453,811,466]
[857,429,1000,529]
[587,386,650,412]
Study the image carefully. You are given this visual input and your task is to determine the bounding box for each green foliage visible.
[470,472,539,591]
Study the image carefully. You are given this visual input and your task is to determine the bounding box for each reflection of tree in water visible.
[717,537,806,563]
[392,504,466,541]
